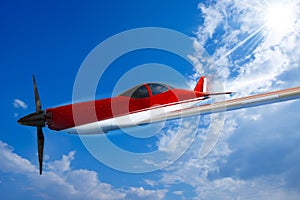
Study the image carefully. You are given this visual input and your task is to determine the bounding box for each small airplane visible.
[18,75,300,175]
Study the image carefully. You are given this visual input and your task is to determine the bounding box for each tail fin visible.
[194,76,233,96]
[194,76,208,93]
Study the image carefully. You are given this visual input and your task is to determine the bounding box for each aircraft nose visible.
[17,118,23,125]
[17,111,46,127]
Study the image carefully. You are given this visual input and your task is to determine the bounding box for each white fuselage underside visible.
[63,97,205,135]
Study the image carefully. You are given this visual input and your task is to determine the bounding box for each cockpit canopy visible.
[118,83,171,99]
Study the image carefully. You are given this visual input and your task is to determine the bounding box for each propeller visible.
[37,126,44,175]
[33,75,42,113]
[33,75,45,175]
[18,75,46,175]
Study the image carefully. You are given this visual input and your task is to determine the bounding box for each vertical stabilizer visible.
[194,76,208,93]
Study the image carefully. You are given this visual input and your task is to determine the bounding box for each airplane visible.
[18,75,300,175]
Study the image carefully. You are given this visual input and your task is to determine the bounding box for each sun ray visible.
[293,21,300,36]
[219,0,300,64]
[216,25,265,63]
[242,30,264,54]
[260,0,271,6]
[238,1,265,12]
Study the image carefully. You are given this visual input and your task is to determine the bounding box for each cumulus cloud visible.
[0,140,166,200]
[190,0,300,94]
[47,151,75,173]
[0,141,36,174]
[157,104,300,199]
[156,118,198,154]
[192,176,300,200]
[124,187,167,200]
[13,99,28,109]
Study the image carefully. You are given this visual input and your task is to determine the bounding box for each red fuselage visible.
[46,83,206,132]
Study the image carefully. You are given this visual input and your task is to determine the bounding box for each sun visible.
[264,1,298,38]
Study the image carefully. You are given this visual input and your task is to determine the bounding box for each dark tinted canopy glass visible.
[118,83,171,98]
[118,84,149,99]
[131,85,149,99]
[148,83,169,95]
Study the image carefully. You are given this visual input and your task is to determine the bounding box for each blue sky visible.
[1,0,300,199]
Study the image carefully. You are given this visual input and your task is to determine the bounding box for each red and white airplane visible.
[18,76,300,174]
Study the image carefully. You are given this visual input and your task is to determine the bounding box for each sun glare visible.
[264,2,297,37]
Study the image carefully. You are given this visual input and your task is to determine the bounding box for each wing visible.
[141,86,300,124]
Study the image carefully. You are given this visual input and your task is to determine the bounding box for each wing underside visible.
[141,86,300,124]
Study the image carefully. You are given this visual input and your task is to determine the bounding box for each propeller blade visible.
[18,76,46,175]
[37,126,44,175]
[33,75,42,113]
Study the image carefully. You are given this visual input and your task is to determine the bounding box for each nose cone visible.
[17,118,24,125]
[17,111,46,127]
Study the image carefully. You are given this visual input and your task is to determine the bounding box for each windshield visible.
[148,83,169,95]
[118,84,149,99]
[118,83,171,98]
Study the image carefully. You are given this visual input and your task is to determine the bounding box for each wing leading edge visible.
[142,86,300,124]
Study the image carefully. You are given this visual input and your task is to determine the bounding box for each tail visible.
[194,76,233,96]
[194,76,208,93]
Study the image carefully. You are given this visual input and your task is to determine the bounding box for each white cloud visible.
[156,119,198,154]
[172,190,183,195]
[13,99,28,109]
[159,118,236,184]
[0,140,167,200]
[192,0,300,94]
[47,151,75,173]
[192,176,300,200]
[156,103,300,199]
[0,141,36,174]
[144,179,157,187]
[124,187,167,200]
[197,3,224,43]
